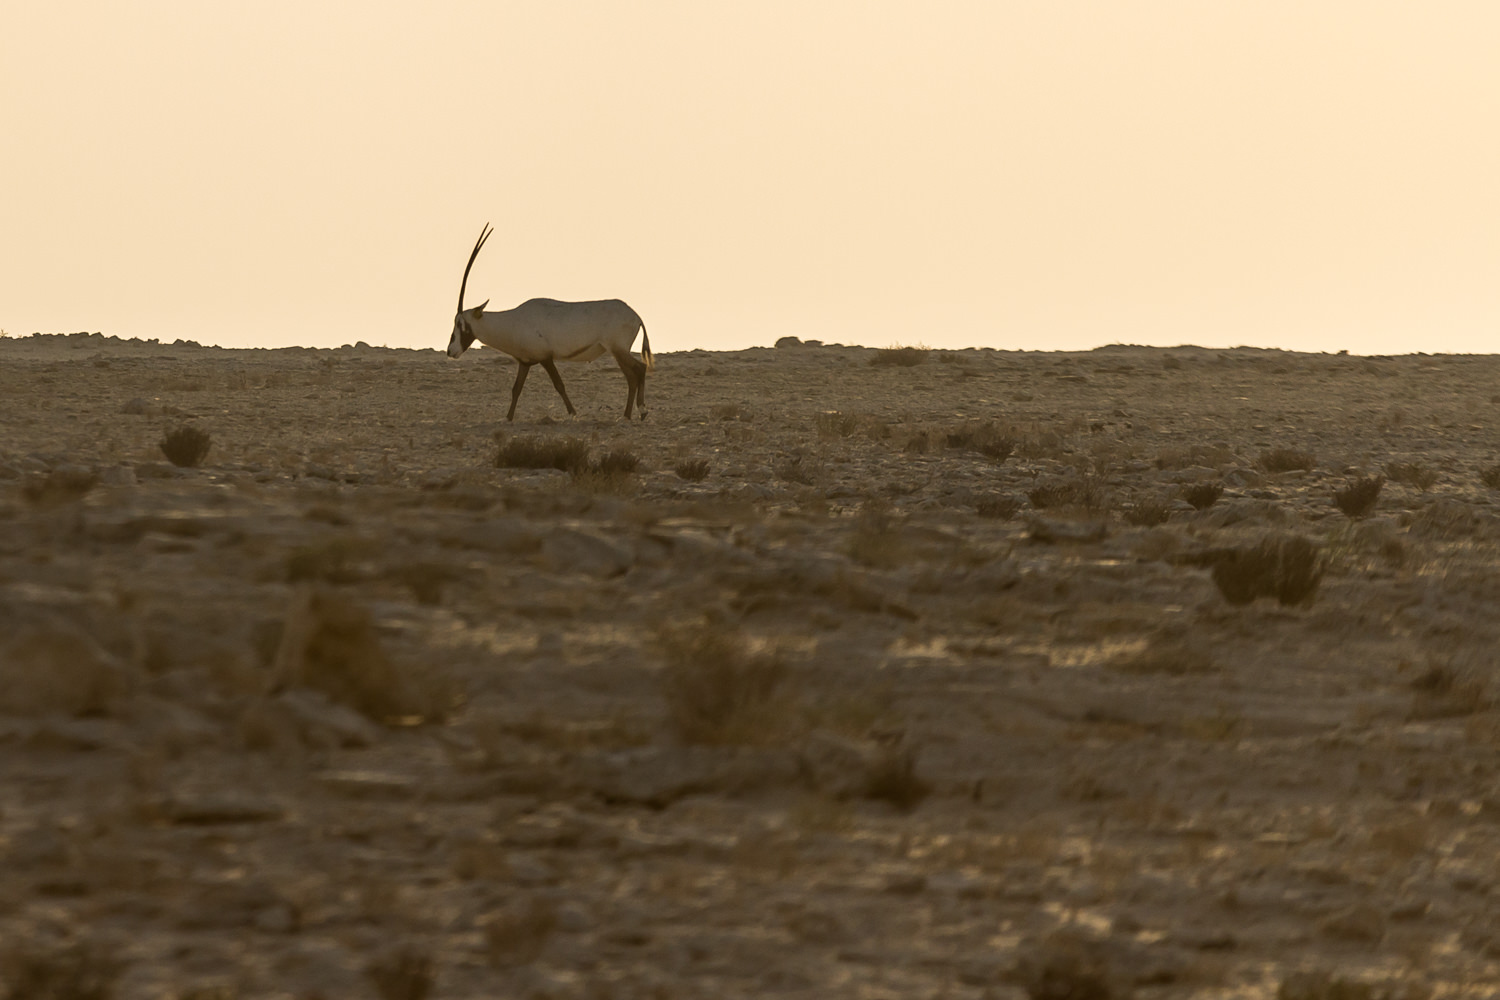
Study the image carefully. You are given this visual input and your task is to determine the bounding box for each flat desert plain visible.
[5,332,1500,999]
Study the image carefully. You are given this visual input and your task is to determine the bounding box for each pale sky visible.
[4,2,1497,354]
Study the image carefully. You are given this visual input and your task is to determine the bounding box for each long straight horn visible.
[458,223,494,313]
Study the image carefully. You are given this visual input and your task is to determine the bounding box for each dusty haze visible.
[4,2,1498,353]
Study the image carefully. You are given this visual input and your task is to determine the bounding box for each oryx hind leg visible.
[612,350,647,420]
[538,359,577,416]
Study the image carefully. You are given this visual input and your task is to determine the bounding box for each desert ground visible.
[4,331,1500,999]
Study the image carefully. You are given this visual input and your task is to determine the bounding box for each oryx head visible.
[448,222,492,358]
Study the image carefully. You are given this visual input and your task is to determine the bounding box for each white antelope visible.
[446,223,654,421]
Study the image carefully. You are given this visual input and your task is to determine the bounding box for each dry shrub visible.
[1154,443,1236,470]
[847,502,911,569]
[1125,495,1172,526]
[493,435,589,472]
[944,421,1016,461]
[869,344,930,367]
[1385,461,1438,491]
[816,410,862,438]
[1408,498,1479,539]
[1334,475,1385,519]
[1479,463,1500,489]
[1014,427,1073,462]
[1210,533,1325,606]
[1258,447,1316,473]
[484,897,557,968]
[1181,481,1224,511]
[976,495,1022,520]
[1029,475,1110,514]
[1407,658,1491,719]
[1027,481,1078,510]
[589,449,640,476]
[160,424,212,467]
[20,465,99,506]
[366,945,434,1000]
[674,457,711,482]
[0,941,122,1000]
[657,623,789,745]
[864,742,930,812]
[1011,929,1121,1000]
[572,448,642,492]
[773,450,822,486]
[272,587,454,724]
[710,403,747,421]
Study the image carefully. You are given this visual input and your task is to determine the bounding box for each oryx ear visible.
[472,300,488,316]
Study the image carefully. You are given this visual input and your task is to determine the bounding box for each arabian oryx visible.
[446,223,654,421]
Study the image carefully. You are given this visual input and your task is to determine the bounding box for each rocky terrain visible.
[4,331,1500,998]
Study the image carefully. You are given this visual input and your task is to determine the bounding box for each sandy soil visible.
[4,331,1500,998]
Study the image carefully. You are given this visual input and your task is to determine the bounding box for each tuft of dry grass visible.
[1181,481,1224,511]
[864,742,930,812]
[271,587,456,724]
[1124,495,1172,526]
[773,450,822,486]
[1407,658,1491,719]
[1384,461,1438,491]
[673,457,711,482]
[1334,475,1385,519]
[1209,533,1325,606]
[869,344,930,367]
[21,465,99,506]
[1011,929,1120,1000]
[944,421,1016,461]
[976,495,1022,520]
[1258,447,1316,473]
[1027,481,1078,510]
[572,448,643,493]
[1154,443,1237,470]
[160,424,212,467]
[657,622,790,745]
[493,435,590,472]
[366,945,435,1000]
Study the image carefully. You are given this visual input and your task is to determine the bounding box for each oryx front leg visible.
[507,362,532,422]
[539,359,577,417]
